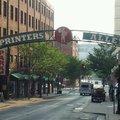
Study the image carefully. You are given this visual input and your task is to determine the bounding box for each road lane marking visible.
[3,101,63,120]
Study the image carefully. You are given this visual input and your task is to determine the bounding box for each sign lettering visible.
[0,31,45,49]
[83,32,120,45]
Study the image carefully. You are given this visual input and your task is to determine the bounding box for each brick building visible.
[0,0,54,71]
[0,0,54,98]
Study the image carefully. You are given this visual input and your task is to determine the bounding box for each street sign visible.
[83,32,120,45]
[0,31,45,49]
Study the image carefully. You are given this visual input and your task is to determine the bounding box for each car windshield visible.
[81,85,89,88]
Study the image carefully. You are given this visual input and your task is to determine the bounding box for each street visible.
[0,89,106,120]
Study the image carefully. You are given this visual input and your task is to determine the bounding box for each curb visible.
[0,93,64,110]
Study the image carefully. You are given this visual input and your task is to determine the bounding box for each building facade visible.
[54,41,79,58]
[115,0,120,35]
[0,0,54,98]
[0,0,54,72]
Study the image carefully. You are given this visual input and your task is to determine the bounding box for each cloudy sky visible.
[48,0,115,34]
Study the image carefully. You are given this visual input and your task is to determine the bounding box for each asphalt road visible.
[0,90,106,120]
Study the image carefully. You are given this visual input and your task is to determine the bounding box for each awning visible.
[43,76,49,81]
[23,74,40,80]
[23,75,30,80]
[42,76,55,81]
[11,73,40,81]
[32,74,40,80]
[11,73,24,80]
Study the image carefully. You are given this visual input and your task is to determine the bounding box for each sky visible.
[48,0,115,34]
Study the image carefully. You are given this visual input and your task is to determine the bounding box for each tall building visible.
[114,0,120,56]
[115,0,120,35]
[0,0,54,72]
[54,41,79,58]
[0,0,54,98]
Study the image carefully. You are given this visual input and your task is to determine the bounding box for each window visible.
[29,0,31,7]
[3,1,7,17]
[50,11,54,21]
[14,55,17,63]
[38,20,40,30]
[10,30,13,35]
[10,5,14,20]
[21,11,23,24]
[38,2,40,12]
[32,0,34,8]
[0,0,2,15]
[3,28,7,36]
[10,55,13,63]
[41,21,43,30]
[15,7,18,21]
[44,23,45,30]
[0,27,1,37]
[36,19,37,29]
[41,4,43,14]
[29,15,31,27]
[20,56,23,68]
[25,0,27,3]
[36,0,37,11]
[44,6,46,16]
[15,31,18,34]
[24,12,27,25]
[32,16,34,28]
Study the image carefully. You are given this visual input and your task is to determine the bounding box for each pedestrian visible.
[109,85,114,101]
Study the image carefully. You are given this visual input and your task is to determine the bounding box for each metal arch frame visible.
[0,29,119,49]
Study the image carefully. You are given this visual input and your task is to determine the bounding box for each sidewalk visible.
[0,93,62,110]
[0,88,71,110]
[82,97,120,120]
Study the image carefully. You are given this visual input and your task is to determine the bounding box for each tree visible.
[64,56,91,87]
[18,42,68,96]
[87,44,117,80]
[19,43,68,77]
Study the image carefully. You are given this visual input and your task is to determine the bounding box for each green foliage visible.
[87,44,117,79]
[19,43,68,77]
[64,56,80,80]
[112,66,119,78]
[64,56,92,84]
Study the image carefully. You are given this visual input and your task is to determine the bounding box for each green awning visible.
[23,75,30,80]
[42,77,55,81]
[43,76,49,81]
[11,73,40,81]
[11,73,24,80]
[23,74,39,80]
[32,74,39,80]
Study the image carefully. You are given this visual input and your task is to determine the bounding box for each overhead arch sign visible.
[83,32,120,45]
[0,31,45,49]
[1,29,120,49]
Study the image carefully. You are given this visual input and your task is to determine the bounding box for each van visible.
[80,82,93,95]
[91,87,106,102]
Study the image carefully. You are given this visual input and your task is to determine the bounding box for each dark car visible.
[91,87,106,102]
